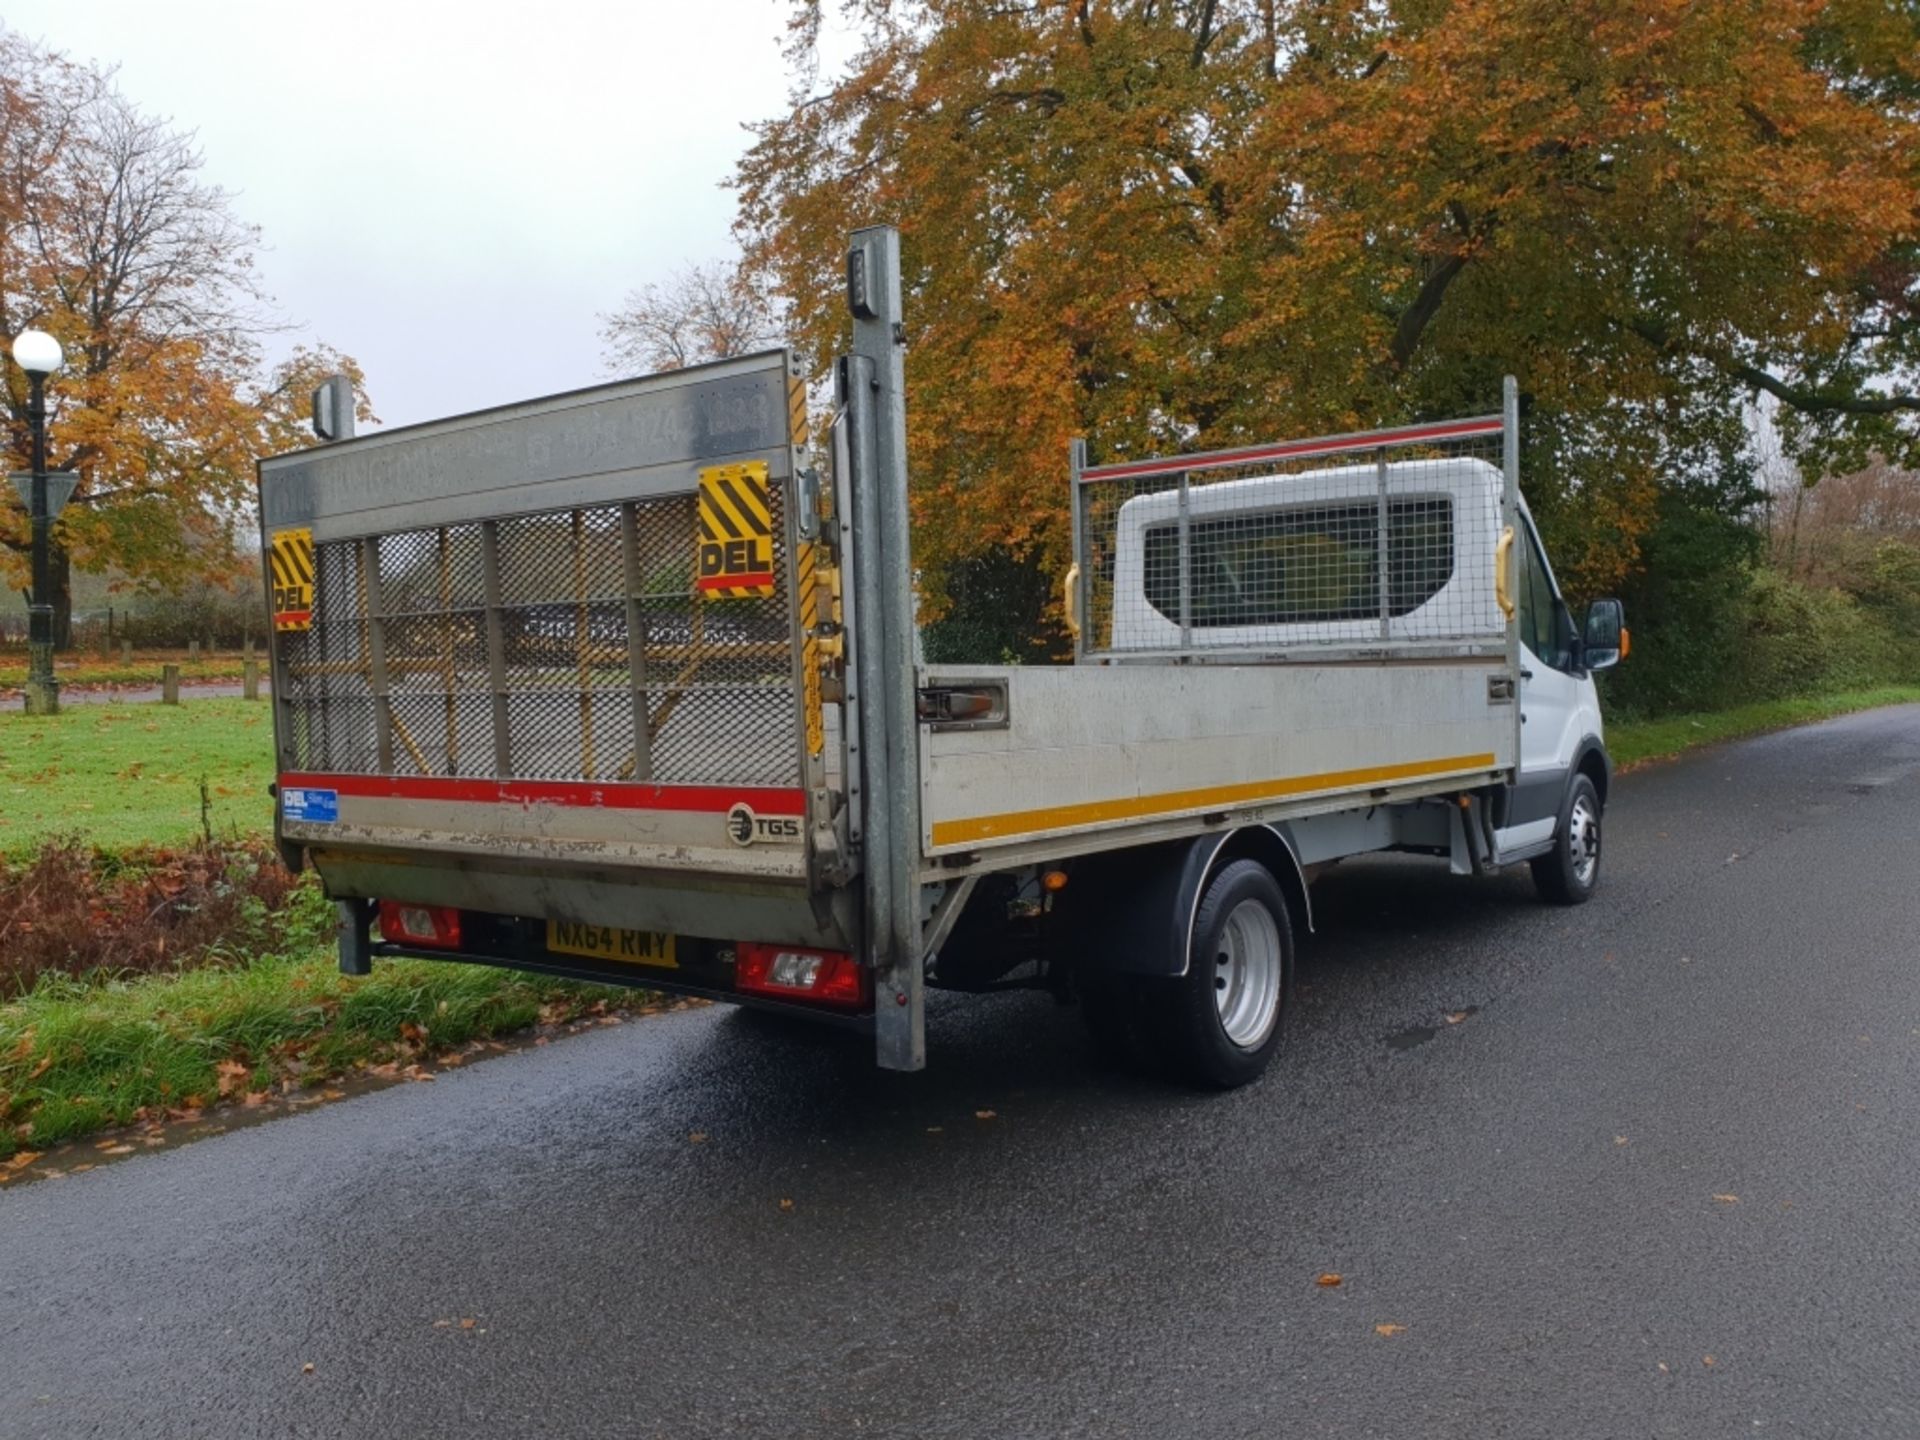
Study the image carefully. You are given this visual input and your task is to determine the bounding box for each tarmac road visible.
[3,706,1918,1439]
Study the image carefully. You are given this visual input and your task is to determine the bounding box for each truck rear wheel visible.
[1156,859,1293,1089]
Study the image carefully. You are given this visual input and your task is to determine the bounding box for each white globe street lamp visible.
[11,328,66,714]
[11,329,64,377]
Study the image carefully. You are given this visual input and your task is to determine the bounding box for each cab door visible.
[1499,507,1582,853]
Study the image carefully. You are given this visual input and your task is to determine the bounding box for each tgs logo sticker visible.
[727,803,800,847]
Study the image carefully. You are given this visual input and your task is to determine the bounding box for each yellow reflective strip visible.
[788,375,808,449]
[928,753,1500,849]
[802,637,824,756]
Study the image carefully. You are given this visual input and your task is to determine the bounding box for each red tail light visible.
[377,901,463,951]
[735,942,870,1010]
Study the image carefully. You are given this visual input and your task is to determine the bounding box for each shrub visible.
[1737,569,1890,699]
[0,839,331,999]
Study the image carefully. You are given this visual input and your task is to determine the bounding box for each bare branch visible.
[1712,354,1920,416]
[1388,204,1480,369]
[600,259,784,375]
[1190,0,1218,68]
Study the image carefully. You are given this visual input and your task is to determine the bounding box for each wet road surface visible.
[3,706,1918,1438]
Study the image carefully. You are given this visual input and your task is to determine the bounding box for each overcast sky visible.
[5,0,841,430]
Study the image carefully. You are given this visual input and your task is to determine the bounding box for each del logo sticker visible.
[282,787,338,823]
[696,461,775,598]
[270,527,315,631]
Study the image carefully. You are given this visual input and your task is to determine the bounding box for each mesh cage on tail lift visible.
[277,491,800,788]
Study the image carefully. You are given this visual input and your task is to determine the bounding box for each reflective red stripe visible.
[1080,417,1505,484]
[279,772,806,815]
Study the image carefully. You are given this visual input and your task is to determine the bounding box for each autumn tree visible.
[600,259,782,374]
[736,0,1920,622]
[0,32,371,645]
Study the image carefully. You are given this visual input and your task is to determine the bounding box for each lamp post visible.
[12,328,64,716]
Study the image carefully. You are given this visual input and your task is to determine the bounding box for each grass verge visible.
[0,649,251,689]
[1,947,653,1159]
[1609,685,1920,769]
[0,698,274,854]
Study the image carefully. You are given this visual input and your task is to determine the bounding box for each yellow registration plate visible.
[545,919,677,968]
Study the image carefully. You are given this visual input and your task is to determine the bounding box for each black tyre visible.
[1531,772,1602,905]
[1151,859,1294,1089]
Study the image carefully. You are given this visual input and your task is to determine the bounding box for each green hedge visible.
[1602,546,1920,722]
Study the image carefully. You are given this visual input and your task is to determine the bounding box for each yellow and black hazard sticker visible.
[796,539,824,758]
[269,527,314,631]
[787,373,809,450]
[696,461,775,598]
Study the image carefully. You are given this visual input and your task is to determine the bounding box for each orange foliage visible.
[739,0,1920,604]
[0,34,372,608]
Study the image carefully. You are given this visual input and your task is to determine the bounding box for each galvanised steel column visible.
[848,224,925,1072]
[841,350,893,1039]
[1503,375,1523,776]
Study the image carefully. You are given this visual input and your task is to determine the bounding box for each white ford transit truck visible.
[257,226,1624,1087]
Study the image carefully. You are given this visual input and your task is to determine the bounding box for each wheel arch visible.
[1571,736,1612,806]
[1054,824,1312,980]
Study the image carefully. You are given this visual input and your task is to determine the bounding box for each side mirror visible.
[1583,598,1627,671]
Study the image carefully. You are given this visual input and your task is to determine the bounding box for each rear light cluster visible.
[735,942,869,1010]
[377,901,463,950]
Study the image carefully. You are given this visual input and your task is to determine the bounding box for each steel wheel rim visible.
[1569,794,1600,885]
[1212,899,1283,1050]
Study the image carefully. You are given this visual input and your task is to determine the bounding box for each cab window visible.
[1517,520,1571,671]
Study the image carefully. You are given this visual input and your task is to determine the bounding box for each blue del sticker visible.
[282,787,339,823]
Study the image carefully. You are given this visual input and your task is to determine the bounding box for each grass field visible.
[0,647,253,690]
[0,698,275,854]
